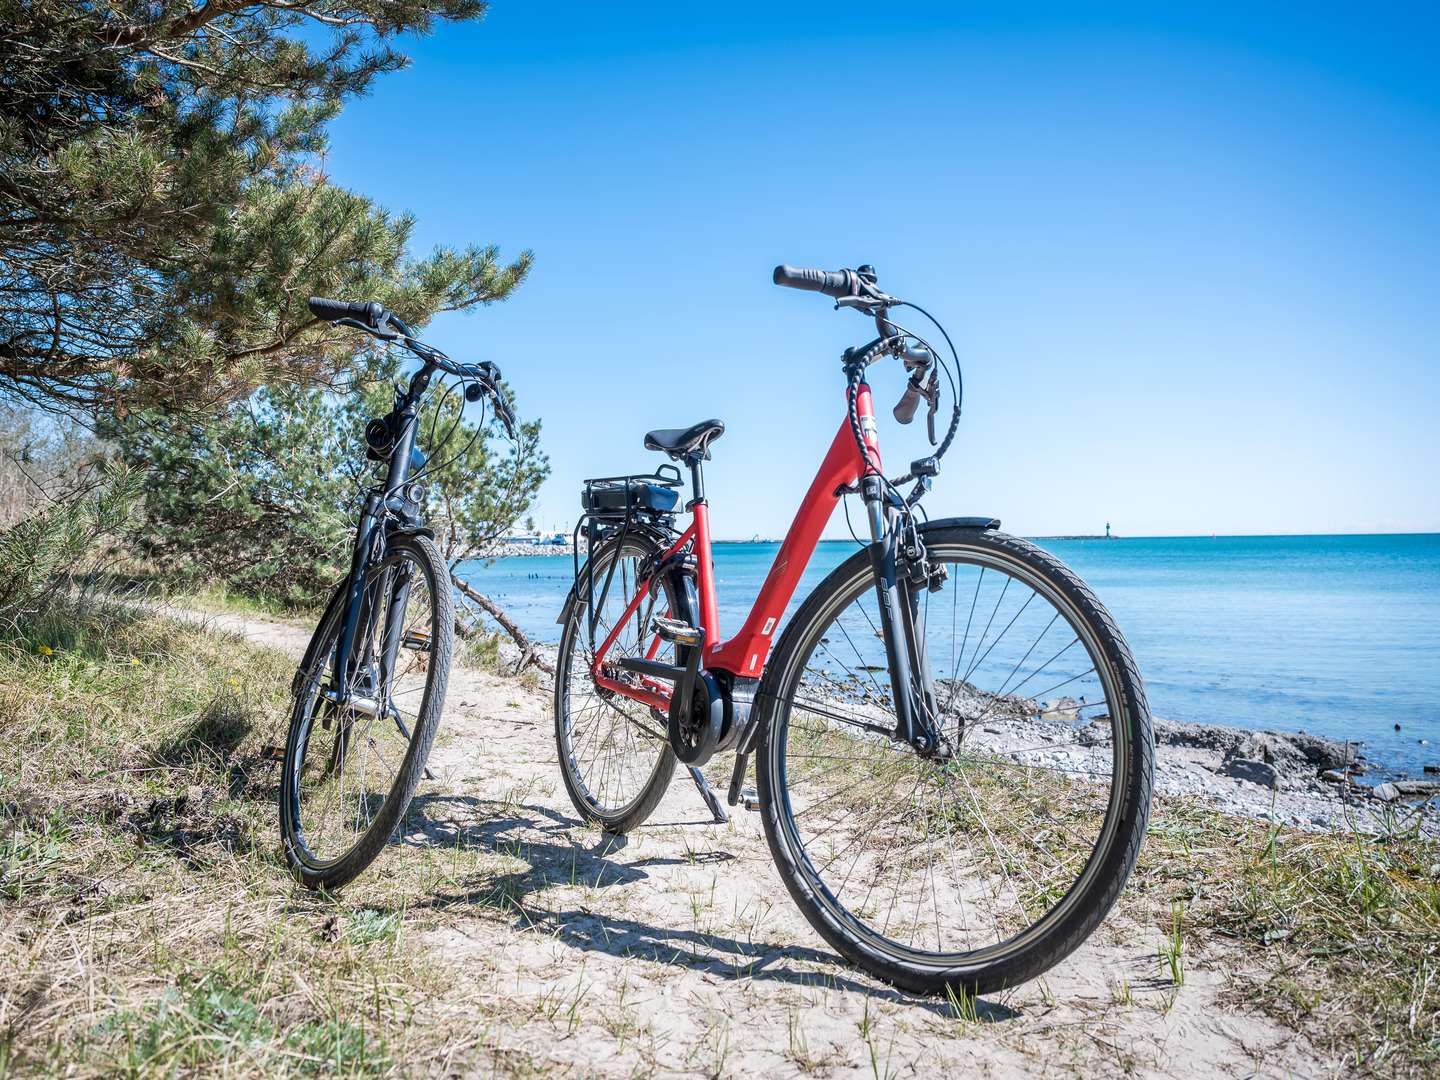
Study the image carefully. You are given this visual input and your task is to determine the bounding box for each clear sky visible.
[321,2,1439,539]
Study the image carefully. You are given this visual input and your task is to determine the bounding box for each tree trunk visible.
[450,573,554,677]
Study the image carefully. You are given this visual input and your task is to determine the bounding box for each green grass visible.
[458,629,503,673]
[177,581,325,621]
[1131,797,1440,1075]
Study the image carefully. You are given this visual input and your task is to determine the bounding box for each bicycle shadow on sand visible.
[397,793,1019,1023]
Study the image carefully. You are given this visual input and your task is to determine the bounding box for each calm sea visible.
[456,534,1440,776]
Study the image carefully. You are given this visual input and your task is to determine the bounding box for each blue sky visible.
[322,2,1439,539]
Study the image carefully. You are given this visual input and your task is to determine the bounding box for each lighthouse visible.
[1105,522,1112,539]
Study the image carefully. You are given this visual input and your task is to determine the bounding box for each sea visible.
[456,533,1440,777]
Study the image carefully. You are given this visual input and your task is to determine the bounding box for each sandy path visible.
[212,607,1330,1079]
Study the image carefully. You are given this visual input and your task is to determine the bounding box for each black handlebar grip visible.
[894,381,923,425]
[308,296,384,327]
[772,265,854,299]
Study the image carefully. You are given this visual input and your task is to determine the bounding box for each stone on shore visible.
[1152,717,1357,776]
[1220,757,1281,790]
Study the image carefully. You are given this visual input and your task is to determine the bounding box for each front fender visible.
[921,515,1000,532]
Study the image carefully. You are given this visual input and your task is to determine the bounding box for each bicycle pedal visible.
[742,794,762,812]
[652,615,703,647]
[258,744,285,763]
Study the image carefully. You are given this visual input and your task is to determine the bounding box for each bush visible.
[109,354,547,607]
[0,460,143,627]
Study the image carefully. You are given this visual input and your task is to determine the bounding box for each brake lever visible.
[459,364,517,438]
[335,317,401,341]
[925,366,939,446]
[492,392,518,439]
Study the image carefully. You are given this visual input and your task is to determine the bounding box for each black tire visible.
[756,523,1154,996]
[280,533,454,891]
[553,531,686,833]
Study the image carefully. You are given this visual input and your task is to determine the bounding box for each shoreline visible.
[478,633,1440,836]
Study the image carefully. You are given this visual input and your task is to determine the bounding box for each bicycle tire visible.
[553,532,685,833]
[755,523,1154,996]
[280,532,454,890]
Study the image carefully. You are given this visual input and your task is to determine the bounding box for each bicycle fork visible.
[861,477,941,754]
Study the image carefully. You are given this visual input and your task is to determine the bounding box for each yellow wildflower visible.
[37,644,53,656]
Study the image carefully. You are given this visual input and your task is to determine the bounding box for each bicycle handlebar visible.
[772,265,856,299]
[309,296,387,328]
[307,295,517,438]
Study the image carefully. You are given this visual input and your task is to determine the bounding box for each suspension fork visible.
[334,493,383,694]
[861,478,940,752]
[377,560,414,691]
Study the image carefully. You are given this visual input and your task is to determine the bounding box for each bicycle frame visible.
[330,373,431,702]
[589,382,884,707]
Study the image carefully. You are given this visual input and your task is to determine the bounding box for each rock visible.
[1425,764,1439,775]
[1040,696,1081,720]
[1320,769,1349,784]
[1151,718,1356,772]
[1220,757,1280,790]
[1372,782,1401,802]
[1391,780,1440,797]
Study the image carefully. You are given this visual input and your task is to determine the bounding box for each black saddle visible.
[644,418,725,460]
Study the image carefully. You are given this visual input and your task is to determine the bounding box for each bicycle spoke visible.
[771,540,1126,963]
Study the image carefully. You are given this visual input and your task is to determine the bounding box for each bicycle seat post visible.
[683,450,706,510]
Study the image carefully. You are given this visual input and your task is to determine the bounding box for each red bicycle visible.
[553,265,1154,995]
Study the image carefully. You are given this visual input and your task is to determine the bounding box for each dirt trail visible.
[209,607,1330,1079]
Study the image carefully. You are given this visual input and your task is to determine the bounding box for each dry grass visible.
[0,602,1436,1076]
[0,603,522,1077]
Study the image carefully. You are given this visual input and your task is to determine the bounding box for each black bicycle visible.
[279,297,516,890]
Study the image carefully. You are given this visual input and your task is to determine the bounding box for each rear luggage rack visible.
[573,464,685,648]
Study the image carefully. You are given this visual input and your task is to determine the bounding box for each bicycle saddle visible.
[644,419,725,460]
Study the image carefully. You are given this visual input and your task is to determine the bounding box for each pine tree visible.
[108,354,549,606]
[0,0,527,416]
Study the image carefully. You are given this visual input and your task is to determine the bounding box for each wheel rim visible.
[286,546,441,869]
[558,541,677,820]
[768,539,1131,968]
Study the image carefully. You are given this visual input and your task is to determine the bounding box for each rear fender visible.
[555,521,683,627]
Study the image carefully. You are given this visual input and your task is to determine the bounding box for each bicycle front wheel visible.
[756,523,1153,996]
[280,532,454,890]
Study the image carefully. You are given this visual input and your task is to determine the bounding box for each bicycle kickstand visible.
[687,766,729,824]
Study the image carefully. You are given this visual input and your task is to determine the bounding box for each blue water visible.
[457,534,1440,776]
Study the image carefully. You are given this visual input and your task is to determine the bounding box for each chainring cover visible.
[668,669,724,766]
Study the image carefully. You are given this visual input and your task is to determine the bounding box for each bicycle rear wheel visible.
[280,533,453,890]
[553,532,685,833]
[756,523,1153,995]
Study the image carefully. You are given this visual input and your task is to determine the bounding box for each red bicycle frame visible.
[590,383,883,709]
